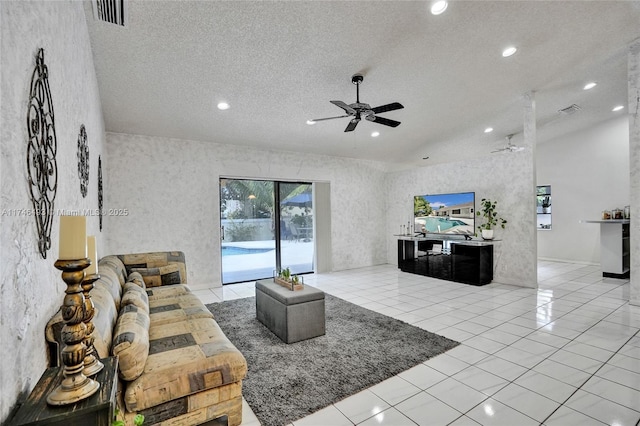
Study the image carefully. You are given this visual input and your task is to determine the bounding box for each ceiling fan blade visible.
[371,102,404,114]
[311,115,351,122]
[370,116,401,128]
[344,119,359,132]
[330,100,356,115]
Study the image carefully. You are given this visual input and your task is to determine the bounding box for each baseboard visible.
[537,257,599,266]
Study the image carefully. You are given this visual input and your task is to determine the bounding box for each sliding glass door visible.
[220,179,313,284]
[279,182,313,275]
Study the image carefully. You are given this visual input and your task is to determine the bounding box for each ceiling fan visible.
[311,74,404,132]
[492,134,524,153]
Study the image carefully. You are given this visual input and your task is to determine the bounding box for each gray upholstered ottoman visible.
[255,279,325,344]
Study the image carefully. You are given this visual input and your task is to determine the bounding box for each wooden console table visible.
[398,237,494,285]
[10,357,118,426]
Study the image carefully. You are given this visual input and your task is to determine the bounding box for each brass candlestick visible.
[81,273,104,377]
[47,258,100,406]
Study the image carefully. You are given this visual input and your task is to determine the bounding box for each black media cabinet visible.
[397,238,494,285]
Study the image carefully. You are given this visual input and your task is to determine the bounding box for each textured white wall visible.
[0,2,106,422]
[386,150,538,288]
[105,132,388,285]
[537,116,630,264]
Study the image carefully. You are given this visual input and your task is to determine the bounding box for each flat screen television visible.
[414,192,475,236]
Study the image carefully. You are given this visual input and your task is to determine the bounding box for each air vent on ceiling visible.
[92,0,128,27]
[558,104,582,115]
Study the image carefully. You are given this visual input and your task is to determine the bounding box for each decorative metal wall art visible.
[98,156,103,231]
[77,125,89,198]
[27,48,58,259]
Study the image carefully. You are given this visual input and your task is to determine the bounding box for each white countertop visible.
[580,219,630,224]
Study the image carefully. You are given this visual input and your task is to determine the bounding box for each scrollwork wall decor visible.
[27,48,58,259]
[98,156,103,231]
[77,125,89,198]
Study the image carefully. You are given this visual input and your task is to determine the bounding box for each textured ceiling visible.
[84,1,640,167]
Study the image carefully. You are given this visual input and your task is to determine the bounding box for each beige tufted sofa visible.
[46,251,247,425]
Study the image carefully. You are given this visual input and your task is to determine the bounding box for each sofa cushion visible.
[122,282,150,314]
[123,317,247,412]
[146,284,191,302]
[127,271,146,288]
[112,304,150,381]
[117,252,187,284]
[149,292,214,325]
[130,264,183,287]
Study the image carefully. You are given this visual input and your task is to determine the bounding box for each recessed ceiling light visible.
[430,0,448,15]
[484,127,494,133]
[217,102,230,110]
[371,131,380,137]
[612,105,624,112]
[502,46,517,57]
[306,120,316,125]
[583,82,597,90]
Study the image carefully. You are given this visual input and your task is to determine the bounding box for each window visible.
[537,185,551,230]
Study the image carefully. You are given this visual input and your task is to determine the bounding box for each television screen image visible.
[414,192,475,235]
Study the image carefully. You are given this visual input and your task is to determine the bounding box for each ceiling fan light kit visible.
[311,74,404,133]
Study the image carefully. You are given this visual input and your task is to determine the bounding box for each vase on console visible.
[481,229,494,240]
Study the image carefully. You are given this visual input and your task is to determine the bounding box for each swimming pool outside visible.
[221,240,314,284]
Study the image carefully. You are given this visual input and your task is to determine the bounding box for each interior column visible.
[629,38,640,306]
[523,91,538,288]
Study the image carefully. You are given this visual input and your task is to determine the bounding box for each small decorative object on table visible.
[273,267,304,291]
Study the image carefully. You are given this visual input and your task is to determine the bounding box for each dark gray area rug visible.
[206,294,459,426]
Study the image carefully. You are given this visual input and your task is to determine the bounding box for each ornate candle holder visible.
[47,258,100,406]
[81,273,103,377]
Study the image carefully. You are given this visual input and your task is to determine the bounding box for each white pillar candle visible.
[58,216,87,260]
[86,235,98,275]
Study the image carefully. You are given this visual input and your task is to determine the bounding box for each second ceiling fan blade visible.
[330,100,357,115]
[344,119,359,132]
[311,115,351,122]
[371,102,404,114]
[370,116,401,127]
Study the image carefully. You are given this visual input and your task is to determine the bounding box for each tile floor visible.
[191,261,640,426]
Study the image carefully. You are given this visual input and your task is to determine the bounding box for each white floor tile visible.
[452,366,508,396]
[466,398,539,426]
[424,353,470,376]
[395,392,463,426]
[292,404,352,426]
[357,407,414,426]
[426,377,488,412]
[368,376,421,406]
[491,383,560,422]
[334,389,390,424]
[564,389,640,426]
[397,363,447,390]
[542,405,607,426]
[514,370,577,403]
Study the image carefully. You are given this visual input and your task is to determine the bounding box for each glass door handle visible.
[221,226,225,241]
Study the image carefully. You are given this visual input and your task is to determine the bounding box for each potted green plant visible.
[476,198,507,240]
[541,196,551,213]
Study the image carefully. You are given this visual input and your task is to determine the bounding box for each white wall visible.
[386,149,538,288]
[537,116,630,264]
[105,132,389,285]
[0,1,106,422]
